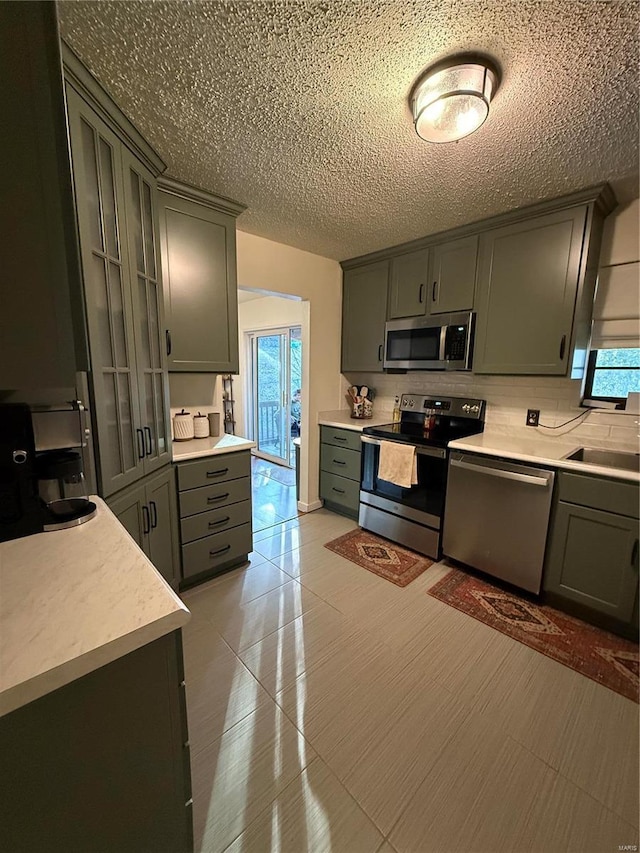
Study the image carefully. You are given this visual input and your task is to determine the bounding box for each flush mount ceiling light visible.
[410,55,500,144]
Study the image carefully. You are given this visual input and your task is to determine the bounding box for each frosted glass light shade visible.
[412,61,498,143]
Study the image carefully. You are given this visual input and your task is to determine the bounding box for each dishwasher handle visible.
[450,457,552,487]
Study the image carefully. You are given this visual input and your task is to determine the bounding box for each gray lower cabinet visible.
[0,630,193,853]
[319,426,362,518]
[176,451,253,586]
[543,471,639,637]
[473,206,587,375]
[108,465,181,589]
[388,249,430,319]
[429,234,478,314]
[158,178,245,373]
[341,261,389,372]
[0,2,87,393]
[64,48,170,498]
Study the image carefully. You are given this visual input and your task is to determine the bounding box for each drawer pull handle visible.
[209,516,230,528]
[207,468,229,478]
[332,487,345,494]
[210,544,231,557]
[333,436,347,442]
[333,459,346,465]
[207,493,230,503]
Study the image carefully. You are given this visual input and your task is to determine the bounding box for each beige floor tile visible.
[269,539,352,580]
[181,620,273,755]
[225,756,384,853]
[516,763,639,852]
[191,703,316,853]
[209,579,326,654]
[389,711,551,853]
[252,517,301,543]
[253,512,356,560]
[180,560,292,623]
[375,843,398,853]
[237,603,354,698]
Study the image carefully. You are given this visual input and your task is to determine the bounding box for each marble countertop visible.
[449,431,640,483]
[0,498,190,718]
[172,433,255,462]
[318,410,394,432]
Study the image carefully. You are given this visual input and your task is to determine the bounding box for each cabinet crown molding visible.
[158,176,246,218]
[62,41,166,177]
[341,183,617,270]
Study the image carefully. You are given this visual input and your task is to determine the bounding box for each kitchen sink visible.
[563,447,640,473]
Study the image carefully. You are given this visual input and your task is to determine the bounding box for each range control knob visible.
[462,403,471,414]
[401,398,409,408]
[470,404,480,414]
[409,399,415,408]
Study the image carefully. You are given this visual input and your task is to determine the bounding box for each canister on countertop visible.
[193,412,210,438]
[173,409,194,441]
[208,412,221,436]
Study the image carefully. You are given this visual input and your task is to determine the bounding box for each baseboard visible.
[297,499,323,513]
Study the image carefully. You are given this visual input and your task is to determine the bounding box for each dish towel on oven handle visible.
[377,440,418,488]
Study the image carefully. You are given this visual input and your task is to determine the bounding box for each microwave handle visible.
[439,325,447,361]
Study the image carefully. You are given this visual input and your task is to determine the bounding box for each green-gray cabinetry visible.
[107,465,181,590]
[176,451,253,587]
[341,261,389,372]
[473,207,587,375]
[388,249,430,319]
[544,471,639,639]
[0,2,87,392]
[430,234,478,314]
[319,426,362,519]
[158,178,245,374]
[64,47,170,498]
[0,631,193,852]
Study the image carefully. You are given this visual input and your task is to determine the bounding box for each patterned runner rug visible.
[428,568,639,703]
[324,529,434,587]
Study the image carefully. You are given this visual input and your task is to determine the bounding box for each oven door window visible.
[386,326,442,363]
[361,441,447,519]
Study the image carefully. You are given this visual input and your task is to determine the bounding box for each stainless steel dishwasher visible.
[443,452,555,594]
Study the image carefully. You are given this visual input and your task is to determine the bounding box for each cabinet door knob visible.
[142,504,150,535]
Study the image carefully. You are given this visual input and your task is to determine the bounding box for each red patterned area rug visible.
[324,529,434,587]
[428,568,639,703]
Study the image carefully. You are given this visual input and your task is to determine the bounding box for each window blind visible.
[590,261,640,349]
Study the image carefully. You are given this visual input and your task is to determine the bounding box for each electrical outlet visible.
[526,409,540,427]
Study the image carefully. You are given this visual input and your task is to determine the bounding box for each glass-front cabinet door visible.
[65,86,143,496]
[123,149,170,476]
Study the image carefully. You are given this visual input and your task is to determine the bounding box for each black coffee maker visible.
[0,402,96,542]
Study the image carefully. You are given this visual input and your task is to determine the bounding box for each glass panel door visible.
[254,333,288,463]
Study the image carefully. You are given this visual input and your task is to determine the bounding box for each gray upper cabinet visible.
[0,2,87,392]
[388,249,430,319]
[158,178,245,374]
[341,261,390,372]
[64,45,170,498]
[473,207,587,375]
[429,234,478,314]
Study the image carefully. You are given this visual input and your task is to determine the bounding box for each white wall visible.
[236,295,306,439]
[236,231,343,509]
[599,198,639,266]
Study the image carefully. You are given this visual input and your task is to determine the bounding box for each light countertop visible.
[0,498,190,718]
[172,433,255,462]
[318,410,394,432]
[449,431,640,483]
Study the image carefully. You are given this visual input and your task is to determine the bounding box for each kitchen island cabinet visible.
[544,471,639,638]
[158,178,245,374]
[341,260,389,371]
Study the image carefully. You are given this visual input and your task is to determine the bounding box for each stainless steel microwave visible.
[383,311,475,371]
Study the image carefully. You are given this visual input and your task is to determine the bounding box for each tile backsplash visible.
[343,371,640,451]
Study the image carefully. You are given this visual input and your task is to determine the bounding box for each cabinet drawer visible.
[320,471,360,513]
[178,477,250,518]
[181,523,252,579]
[176,451,250,492]
[180,500,251,544]
[320,426,362,453]
[558,472,639,518]
[320,443,361,481]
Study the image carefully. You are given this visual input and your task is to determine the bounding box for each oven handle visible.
[360,435,446,459]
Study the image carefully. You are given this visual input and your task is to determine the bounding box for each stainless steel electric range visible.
[359,394,485,560]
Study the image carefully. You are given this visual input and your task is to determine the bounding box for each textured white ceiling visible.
[58,0,639,261]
